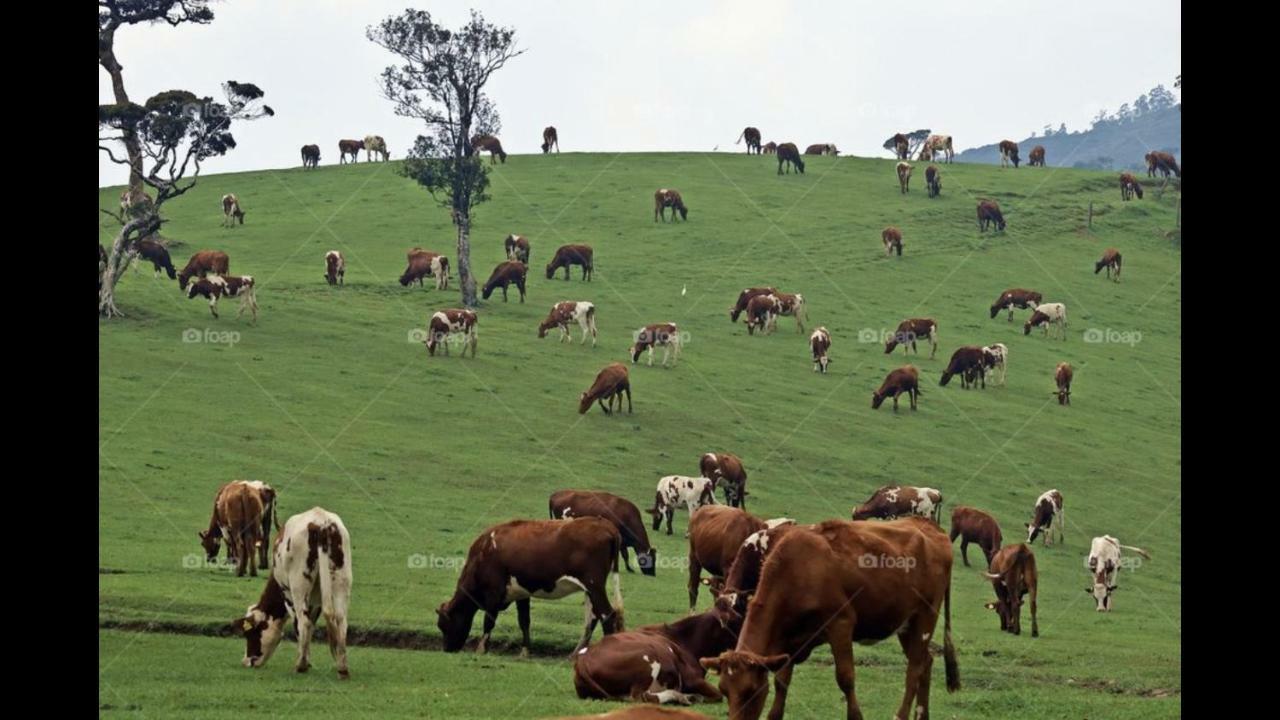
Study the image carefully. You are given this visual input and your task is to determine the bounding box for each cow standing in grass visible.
[893,132,910,160]
[882,226,904,256]
[199,480,272,577]
[1028,145,1046,166]
[978,200,1006,231]
[736,127,762,154]
[630,323,682,367]
[504,234,530,264]
[424,309,477,357]
[654,189,689,222]
[1024,303,1067,339]
[135,238,176,279]
[177,250,230,290]
[940,346,987,388]
[472,134,507,163]
[1026,489,1065,545]
[1054,362,1073,405]
[770,291,808,332]
[872,365,921,410]
[729,287,777,323]
[482,260,528,303]
[919,133,955,163]
[1095,248,1122,281]
[651,475,717,537]
[546,244,594,281]
[999,140,1021,168]
[809,326,831,373]
[950,506,1002,568]
[1086,535,1151,612]
[300,144,320,169]
[187,275,258,323]
[541,126,559,153]
[550,490,656,575]
[699,452,749,509]
[324,250,345,286]
[363,135,388,162]
[885,318,937,358]
[401,249,449,290]
[222,194,245,227]
[926,164,941,197]
[990,288,1042,321]
[896,161,913,193]
[743,294,779,336]
[338,139,364,164]
[1120,172,1145,200]
[775,143,805,174]
[984,544,1039,636]
[580,363,631,415]
[538,301,598,346]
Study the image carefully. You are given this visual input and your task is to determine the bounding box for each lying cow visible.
[650,475,717,537]
[850,485,942,522]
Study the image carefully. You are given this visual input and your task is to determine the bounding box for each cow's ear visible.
[699,657,722,674]
[762,654,790,672]
[1109,585,1119,591]
[198,531,207,539]
[1084,588,1094,594]
[229,617,249,636]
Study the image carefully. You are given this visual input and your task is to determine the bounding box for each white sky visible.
[98,0,1181,187]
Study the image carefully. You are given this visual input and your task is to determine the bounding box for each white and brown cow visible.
[982,343,1008,386]
[1086,535,1151,612]
[222,194,245,227]
[699,452,749,508]
[896,162,912,193]
[177,250,230,291]
[363,135,389,162]
[1054,361,1073,405]
[983,544,1038,637]
[505,234,531,264]
[686,505,793,612]
[538,301,598,346]
[324,250,345,286]
[850,485,943,523]
[1024,302,1067,340]
[770,292,808,333]
[743,294,779,336]
[630,323,682,367]
[186,275,258,323]
[1026,489,1065,546]
[990,288,1043,321]
[199,480,267,577]
[918,134,955,163]
[401,249,450,290]
[650,475,718,537]
[729,287,778,323]
[1095,248,1122,282]
[424,309,478,357]
[882,226,904,256]
[231,507,352,678]
[999,140,1021,168]
[809,326,831,373]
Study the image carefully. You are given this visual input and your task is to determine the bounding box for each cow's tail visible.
[574,646,614,700]
[610,533,624,612]
[1119,544,1151,560]
[317,536,338,618]
[943,578,960,692]
[271,492,281,532]
[735,129,745,144]
[585,304,597,334]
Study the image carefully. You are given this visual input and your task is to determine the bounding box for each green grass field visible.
[99,152,1181,718]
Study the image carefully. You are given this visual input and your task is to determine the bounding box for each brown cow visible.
[338,139,364,164]
[504,234,531,264]
[850,485,942,522]
[775,143,805,174]
[546,244,594,281]
[804,143,839,156]
[471,134,507,164]
[1054,362,1073,405]
[550,490,657,575]
[541,126,559,153]
[654,189,689,222]
[630,323,682,367]
[686,506,792,612]
[926,164,941,197]
[893,133,910,160]
[324,250,345,286]
[549,708,711,720]
[728,287,777,323]
[761,141,777,155]
[940,346,986,388]
[1120,172,1145,200]
[743,294,779,336]
[918,134,955,163]
[1146,151,1180,178]
[436,518,624,656]
[198,480,265,577]
[400,249,450,290]
[896,161,913,193]
[882,226,904,256]
[482,260,527,303]
[423,309,477,357]
[1028,145,1045,166]
[884,318,937,358]
[178,250,229,290]
[699,452,748,509]
[872,365,921,410]
[699,518,959,720]
[999,140,1021,168]
[135,238,176,279]
[186,275,258,323]
[983,544,1039,637]
[770,291,808,333]
[708,522,800,623]
[736,127,762,154]
[580,363,632,415]
[809,326,832,374]
[1095,248,1122,281]
[949,506,1002,568]
[300,144,321,168]
[990,288,1043,321]
[977,200,1006,231]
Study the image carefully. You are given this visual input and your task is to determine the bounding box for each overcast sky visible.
[98,0,1181,187]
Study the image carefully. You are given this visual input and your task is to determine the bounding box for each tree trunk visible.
[99,26,144,196]
[100,23,149,317]
[456,212,478,307]
[99,214,158,318]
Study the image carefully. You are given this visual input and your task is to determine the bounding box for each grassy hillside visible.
[99,152,1181,719]
[956,106,1182,171]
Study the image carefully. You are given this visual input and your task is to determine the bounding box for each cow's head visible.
[424,330,441,356]
[648,492,665,530]
[198,528,222,562]
[544,263,556,280]
[1087,563,1117,611]
[231,604,286,669]
[698,481,718,507]
[577,391,594,415]
[710,588,747,629]
[436,600,476,652]
[701,651,790,720]
[636,547,658,577]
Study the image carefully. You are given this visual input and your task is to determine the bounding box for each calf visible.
[630,323,682,367]
[999,140,1021,168]
[1054,361,1073,405]
[1028,145,1046,166]
[736,126,762,154]
[1120,172,1145,200]
[977,200,1006,231]
[1095,248,1122,281]
[990,288,1043,321]
[550,490,656,576]
[728,287,778,323]
[650,475,717,537]
[546,244,594,281]
[1086,535,1151,612]
[926,164,942,197]
[580,363,632,415]
[400,248,449,290]
[324,250,345,286]
[538,301,598,346]
[541,126,560,153]
[743,294,779,336]
[232,507,352,678]
[770,291,808,333]
[686,507,793,612]
[654,188,689,222]
[187,275,258,323]
[983,544,1039,637]
[949,506,1002,567]
[300,144,320,168]
[893,132,910,160]
[199,480,266,577]
[363,135,388,162]
[803,143,838,156]
[135,238,176,279]
[1025,489,1065,545]
[851,485,942,522]
[178,250,229,290]
[884,318,937,358]
[424,309,478,357]
[222,193,245,226]
[504,234,531,264]
[437,517,623,656]
[338,139,364,164]
[775,143,805,174]
[699,452,748,508]
[896,161,912,193]
[482,260,528,303]
[872,364,921,410]
[882,226,903,256]
[1024,302,1067,340]
[940,346,987,388]
[982,343,1008,386]
[471,134,508,164]
[809,326,831,373]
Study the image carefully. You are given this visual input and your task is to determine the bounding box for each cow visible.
[896,161,913,194]
[324,250,345,286]
[884,318,937,358]
[803,143,839,156]
[728,287,777,323]
[1086,535,1151,612]
[222,193,245,227]
[892,132,910,160]
[949,506,1002,568]
[1054,361,1073,405]
[504,234,531,264]
[472,134,507,164]
[850,485,943,522]
[1146,151,1180,178]
[437,517,623,656]
[977,200,1006,231]
[482,260,528,303]
[177,250,229,290]
[547,244,594,281]
[940,346,987,388]
[809,326,831,374]
[423,309,477,357]
[538,301,598,346]
[990,288,1043,321]
[999,140,1021,168]
[363,135,389,162]
[630,323,682,367]
[1024,302,1067,340]
[654,189,689,222]
[775,143,805,174]
[300,144,320,169]
[872,365,921,410]
[541,126,560,153]
[686,506,793,611]
[199,480,279,570]
[550,709,711,720]
[400,249,449,290]
[550,490,657,576]
[1095,247,1122,281]
[650,475,717,538]
[761,141,777,155]
[231,507,352,678]
[983,544,1039,637]
[699,452,748,509]
[1025,489,1065,546]
[199,480,268,577]
[770,291,808,333]
[708,522,800,623]
[1120,172,1145,200]
[736,126,762,154]
[134,238,176,279]
[918,133,955,163]
[742,294,779,336]
[699,517,959,720]
[338,139,364,164]
[1028,145,1046,166]
[982,343,1008,386]
[187,275,258,323]
[926,164,941,197]
[580,362,632,415]
[882,226,904,256]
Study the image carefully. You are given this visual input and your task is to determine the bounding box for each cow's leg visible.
[516,598,532,657]
[326,605,350,678]
[208,296,219,319]
[1030,583,1039,638]
[828,620,862,720]
[895,623,931,720]
[574,589,609,654]
[959,539,970,567]
[624,385,632,413]
[477,610,497,654]
[665,507,674,535]
[687,551,703,612]
[598,396,611,415]
[893,392,900,412]
[767,663,795,720]
[294,601,315,673]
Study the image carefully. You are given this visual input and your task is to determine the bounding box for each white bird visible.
[681,284,687,297]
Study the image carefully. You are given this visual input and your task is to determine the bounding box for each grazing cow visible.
[950,506,1002,568]
[482,260,528,303]
[631,323,682,367]
[896,161,913,193]
[550,709,711,720]
[1025,489,1065,545]
[850,485,942,522]
[337,139,364,164]
[761,141,777,155]
[803,143,839,156]
[982,343,1008,386]
[222,194,245,227]
[940,346,987,388]
[809,326,832,374]
[541,126,560,153]
[699,517,959,720]
[990,288,1043,321]
[736,126,762,154]
[699,452,748,509]
[423,309,477,357]
[743,294,779,336]
[1120,172,1145,200]
[926,164,941,197]
[134,238,176,279]
[187,275,258,323]
[770,291,808,332]
[1146,151,1180,178]
[363,135,389,162]
[471,134,507,164]
[504,234,531,264]
[547,244,594,281]
[231,507,352,678]
[1086,535,1151,612]
[1028,145,1046,167]
[438,517,624,656]
[687,506,792,611]
[1095,248,1122,281]
[775,143,805,174]
[983,544,1039,637]
[885,318,938,358]
[728,287,777,323]
[580,362,632,415]
[1054,362,1073,405]
[1024,302,1067,339]
[198,480,267,577]
[999,140,1021,168]
[893,132,910,160]
[708,522,800,623]
[550,490,656,576]
[882,226,904,256]
[538,301,598,346]
[300,144,320,169]
[650,475,718,538]
[400,248,449,290]
[977,200,1006,231]
[177,250,230,290]
[654,189,689,222]
[918,133,955,163]
[872,365,921,410]
[324,250,345,286]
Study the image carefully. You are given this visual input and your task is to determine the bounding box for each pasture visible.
[99,151,1181,718]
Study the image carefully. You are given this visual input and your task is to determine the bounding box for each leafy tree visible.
[1147,84,1176,111]
[1134,93,1150,117]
